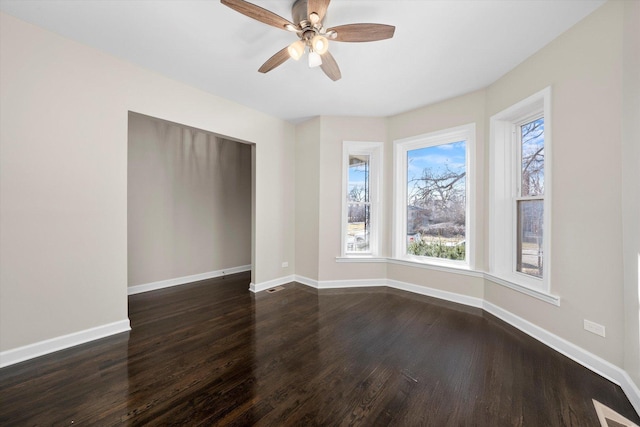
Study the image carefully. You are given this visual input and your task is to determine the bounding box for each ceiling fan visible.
[220,0,395,81]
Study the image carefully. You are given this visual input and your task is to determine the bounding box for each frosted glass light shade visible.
[308,51,322,68]
[287,40,305,60]
[311,35,329,55]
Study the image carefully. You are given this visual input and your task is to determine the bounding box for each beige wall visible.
[128,113,251,287]
[0,12,295,352]
[621,0,640,385]
[484,0,626,367]
[294,116,389,283]
[318,116,387,281]
[294,118,321,280]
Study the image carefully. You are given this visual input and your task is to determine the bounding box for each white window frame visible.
[341,141,383,257]
[392,123,475,270]
[489,87,552,293]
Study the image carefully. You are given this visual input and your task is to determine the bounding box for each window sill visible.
[336,256,387,263]
[484,273,560,306]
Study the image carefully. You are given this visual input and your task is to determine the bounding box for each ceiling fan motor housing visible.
[292,0,313,27]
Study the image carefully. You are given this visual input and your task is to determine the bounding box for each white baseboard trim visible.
[618,368,640,415]
[290,276,483,309]
[387,279,484,308]
[128,265,251,295]
[620,371,640,416]
[293,276,387,290]
[0,319,131,368]
[294,275,319,288]
[318,277,388,289]
[249,274,295,293]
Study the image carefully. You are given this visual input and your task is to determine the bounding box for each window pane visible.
[406,141,466,260]
[517,200,543,278]
[521,118,544,197]
[348,155,370,203]
[347,203,370,252]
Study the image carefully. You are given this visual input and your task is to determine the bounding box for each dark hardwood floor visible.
[1,272,638,426]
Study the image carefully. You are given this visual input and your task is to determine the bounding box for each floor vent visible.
[593,399,639,427]
[266,286,285,293]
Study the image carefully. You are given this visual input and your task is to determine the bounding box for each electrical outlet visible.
[584,319,605,337]
[282,261,288,268]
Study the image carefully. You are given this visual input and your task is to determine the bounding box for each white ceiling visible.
[0,0,605,123]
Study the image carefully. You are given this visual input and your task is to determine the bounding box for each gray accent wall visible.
[128,113,251,287]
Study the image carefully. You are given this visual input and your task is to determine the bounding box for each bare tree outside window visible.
[406,141,466,260]
[517,117,544,278]
[346,155,370,252]
[521,118,545,197]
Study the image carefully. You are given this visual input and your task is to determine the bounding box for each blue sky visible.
[407,141,466,183]
[347,142,467,200]
[348,158,369,201]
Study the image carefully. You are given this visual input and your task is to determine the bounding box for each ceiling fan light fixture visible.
[287,40,305,60]
[308,50,322,68]
[221,0,395,81]
[311,35,329,54]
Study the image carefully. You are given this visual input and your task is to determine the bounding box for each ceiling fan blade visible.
[320,51,341,81]
[327,23,395,42]
[258,46,291,73]
[308,0,330,22]
[221,0,295,31]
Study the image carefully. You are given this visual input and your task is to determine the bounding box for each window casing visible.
[393,123,475,269]
[490,87,551,292]
[341,141,382,257]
